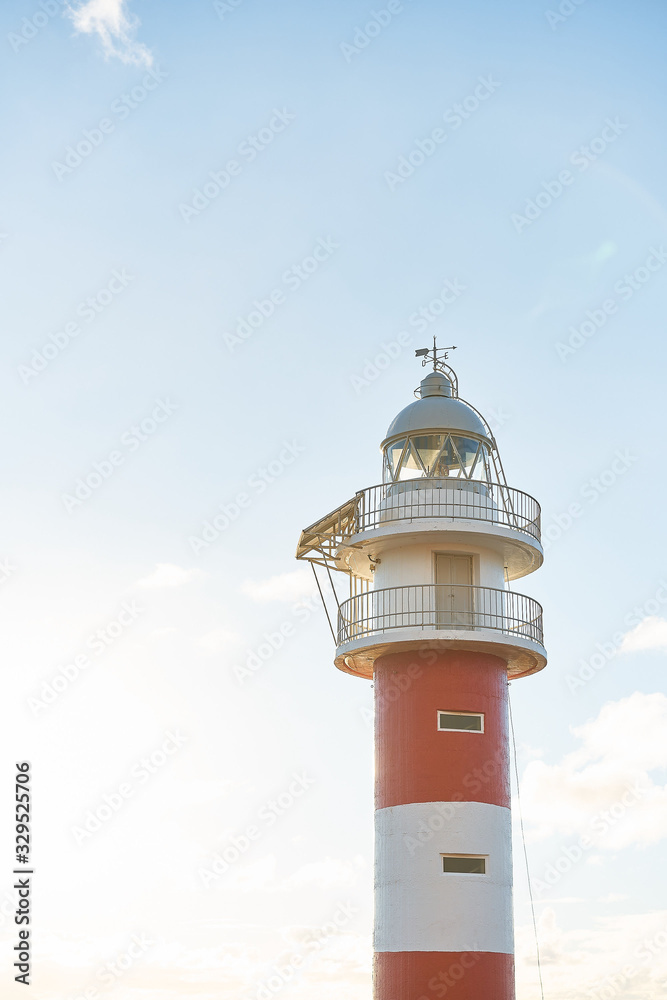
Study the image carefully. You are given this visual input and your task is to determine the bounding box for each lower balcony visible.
[335,583,546,680]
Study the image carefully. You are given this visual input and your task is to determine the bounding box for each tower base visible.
[374,950,514,999]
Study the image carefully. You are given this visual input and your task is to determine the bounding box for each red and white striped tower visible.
[297,345,546,1000]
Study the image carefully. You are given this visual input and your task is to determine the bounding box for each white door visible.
[435,554,473,627]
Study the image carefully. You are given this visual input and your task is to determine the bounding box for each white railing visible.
[353,480,541,542]
[337,584,544,646]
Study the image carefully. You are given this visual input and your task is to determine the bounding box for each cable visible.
[310,562,337,645]
[324,558,350,642]
[509,688,546,1000]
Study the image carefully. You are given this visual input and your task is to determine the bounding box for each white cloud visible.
[241,569,316,603]
[135,563,201,589]
[516,908,667,1000]
[67,0,153,67]
[521,692,667,849]
[620,616,667,653]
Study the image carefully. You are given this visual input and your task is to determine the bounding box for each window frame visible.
[441,854,488,875]
[436,709,485,733]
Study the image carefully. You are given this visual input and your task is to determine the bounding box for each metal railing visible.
[352,480,541,542]
[337,584,544,646]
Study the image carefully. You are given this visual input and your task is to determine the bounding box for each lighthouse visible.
[296,343,546,999]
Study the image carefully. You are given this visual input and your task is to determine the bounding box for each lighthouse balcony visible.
[355,479,540,541]
[338,582,543,644]
[335,583,546,680]
[296,479,543,583]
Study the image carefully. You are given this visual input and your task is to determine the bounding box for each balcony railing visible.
[337,584,544,646]
[353,480,541,542]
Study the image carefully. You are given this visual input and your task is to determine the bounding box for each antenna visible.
[415,337,457,372]
[415,337,458,395]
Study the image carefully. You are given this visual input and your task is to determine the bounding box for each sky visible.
[1,0,667,997]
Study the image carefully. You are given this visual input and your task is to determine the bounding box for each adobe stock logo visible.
[532,784,647,896]
[555,246,667,361]
[384,77,501,191]
[349,277,467,393]
[223,238,339,352]
[28,601,144,715]
[7,0,65,54]
[340,1,414,63]
[18,270,134,384]
[198,772,316,888]
[213,0,248,18]
[189,440,304,553]
[70,731,188,845]
[61,398,179,513]
[511,118,628,233]
[252,901,358,999]
[417,950,481,999]
[63,932,155,1000]
[541,449,637,552]
[51,68,168,181]
[545,0,587,30]
[179,109,296,223]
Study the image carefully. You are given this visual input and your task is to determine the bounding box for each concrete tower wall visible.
[373,541,506,592]
[373,649,514,999]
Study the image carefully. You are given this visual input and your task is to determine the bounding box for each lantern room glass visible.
[383,433,491,483]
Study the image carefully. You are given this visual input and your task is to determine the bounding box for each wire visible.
[509,688,546,1000]
[324,559,349,642]
[310,562,337,645]
[324,559,343,616]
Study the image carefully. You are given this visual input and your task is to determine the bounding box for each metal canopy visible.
[295,494,361,573]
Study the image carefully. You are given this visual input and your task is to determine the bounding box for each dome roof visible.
[382,372,491,446]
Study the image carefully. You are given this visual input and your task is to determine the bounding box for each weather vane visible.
[415,336,457,372]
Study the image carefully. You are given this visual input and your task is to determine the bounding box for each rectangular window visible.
[442,855,486,875]
[437,711,484,733]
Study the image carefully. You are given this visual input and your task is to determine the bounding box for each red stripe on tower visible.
[375,951,515,999]
[375,650,510,810]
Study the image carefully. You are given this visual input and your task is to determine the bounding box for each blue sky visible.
[1,0,667,997]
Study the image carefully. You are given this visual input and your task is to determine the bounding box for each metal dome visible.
[381,372,491,447]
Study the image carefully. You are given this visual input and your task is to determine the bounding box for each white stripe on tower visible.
[374,800,513,954]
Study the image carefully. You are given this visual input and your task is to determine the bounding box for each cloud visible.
[515,908,667,999]
[241,569,316,603]
[135,563,201,589]
[521,692,667,849]
[620,616,667,653]
[67,0,153,66]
